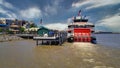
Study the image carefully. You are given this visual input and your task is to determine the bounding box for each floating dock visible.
[33,32,67,45]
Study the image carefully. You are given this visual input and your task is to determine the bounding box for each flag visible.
[40,19,42,24]
[84,15,86,19]
[78,10,81,16]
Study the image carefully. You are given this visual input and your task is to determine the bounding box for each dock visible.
[33,32,67,45]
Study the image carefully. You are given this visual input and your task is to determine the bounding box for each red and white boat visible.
[67,10,96,43]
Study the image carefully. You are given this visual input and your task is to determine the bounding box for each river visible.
[0,34,120,68]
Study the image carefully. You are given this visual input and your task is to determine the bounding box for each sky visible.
[0,0,120,32]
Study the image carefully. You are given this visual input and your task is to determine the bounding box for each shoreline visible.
[0,35,23,42]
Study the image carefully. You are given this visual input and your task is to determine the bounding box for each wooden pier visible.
[33,32,67,45]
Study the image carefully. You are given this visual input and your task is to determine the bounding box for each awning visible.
[0,24,7,27]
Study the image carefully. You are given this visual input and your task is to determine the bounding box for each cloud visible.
[66,17,74,25]
[96,13,120,32]
[0,0,14,9]
[67,17,72,23]
[0,7,17,18]
[45,23,67,31]
[0,0,17,18]
[72,0,90,8]
[44,0,62,16]
[20,7,42,19]
[44,5,57,16]
[72,0,120,9]
[44,16,73,31]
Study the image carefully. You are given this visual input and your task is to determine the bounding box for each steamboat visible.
[67,10,96,43]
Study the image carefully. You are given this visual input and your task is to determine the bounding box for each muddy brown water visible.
[0,40,120,68]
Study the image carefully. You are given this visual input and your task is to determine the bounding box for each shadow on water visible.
[36,41,60,45]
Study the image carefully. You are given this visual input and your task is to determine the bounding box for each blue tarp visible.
[49,31,54,36]
[0,24,7,27]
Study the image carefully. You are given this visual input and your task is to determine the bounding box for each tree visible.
[0,28,2,32]
[30,23,37,28]
[19,27,25,33]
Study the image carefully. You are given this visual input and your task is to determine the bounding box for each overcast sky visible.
[0,0,120,32]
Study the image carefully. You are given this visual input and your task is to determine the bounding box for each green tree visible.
[30,23,37,28]
[0,28,2,32]
[19,27,25,33]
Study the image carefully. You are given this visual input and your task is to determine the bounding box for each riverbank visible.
[0,35,23,42]
[0,40,120,68]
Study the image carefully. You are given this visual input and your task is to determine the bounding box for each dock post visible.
[42,40,43,45]
[59,32,62,45]
[36,40,38,46]
[49,40,51,45]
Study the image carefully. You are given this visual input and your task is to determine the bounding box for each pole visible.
[36,40,38,46]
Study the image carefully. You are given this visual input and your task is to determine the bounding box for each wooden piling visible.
[36,40,38,46]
